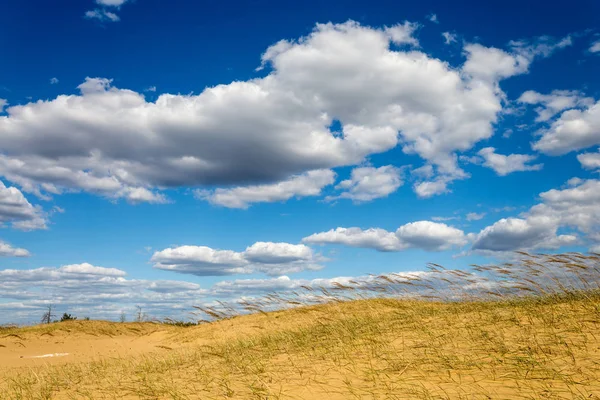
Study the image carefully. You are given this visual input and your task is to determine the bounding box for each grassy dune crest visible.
[1,253,599,399]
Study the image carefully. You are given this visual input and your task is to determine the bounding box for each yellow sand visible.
[1,295,599,399]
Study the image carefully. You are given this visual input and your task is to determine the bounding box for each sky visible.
[0,0,599,323]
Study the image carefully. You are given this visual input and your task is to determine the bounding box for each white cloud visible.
[530,178,600,233]
[384,21,420,46]
[96,0,128,6]
[477,147,543,176]
[466,212,485,221]
[145,86,157,92]
[518,90,594,122]
[509,35,572,59]
[326,165,402,202]
[462,44,530,82]
[411,164,434,179]
[0,22,551,202]
[152,242,323,276]
[533,100,600,155]
[427,14,439,24]
[0,240,30,257]
[196,169,335,209]
[442,32,457,44]
[0,99,6,112]
[472,216,576,252]
[589,39,600,53]
[85,9,120,22]
[302,221,467,252]
[577,149,600,171]
[463,35,571,83]
[303,227,402,252]
[413,176,452,198]
[50,77,59,85]
[473,178,600,252]
[0,181,47,230]
[396,221,468,250]
[431,216,459,222]
[0,262,206,323]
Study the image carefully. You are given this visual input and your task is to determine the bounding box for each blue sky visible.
[0,0,599,323]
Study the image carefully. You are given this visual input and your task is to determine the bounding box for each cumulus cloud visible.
[0,181,47,230]
[577,149,600,171]
[0,99,6,112]
[0,21,557,202]
[473,178,600,252]
[0,240,30,257]
[589,39,600,54]
[477,147,543,176]
[326,165,402,202]
[533,100,600,155]
[472,216,576,252]
[413,176,454,198]
[152,242,324,276]
[462,44,530,82]
[384,21,420,46]
[463,35,570,83]
[196,169,335,209]
[518,90,594,122]
[303,227,402,252]
[302,221,467,252]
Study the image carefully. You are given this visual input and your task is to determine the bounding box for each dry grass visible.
[1,252,600,399]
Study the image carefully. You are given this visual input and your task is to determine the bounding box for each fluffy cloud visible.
[152,242,323,276]
[518,90,594,122]
[413,176,454,198]
[0,181,47,230]
[472,216,576,252]
[303,227,402,252]
[590,39,600,54]
[196,169,335,209]
[462,44,529,82]
[473,178,600,252]
[302,221,467,252]
[533,100,600,155]
[326,165,402,202]
[0,99,6,112]
[396,221,468,250]
[477,147,543,176]
[0,240,30,257]
[577,150,600,171]
[530,178,600,233]
[0,22,559,203]
[463,35,570,83]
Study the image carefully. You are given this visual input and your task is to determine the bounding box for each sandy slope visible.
[1,296,600,399]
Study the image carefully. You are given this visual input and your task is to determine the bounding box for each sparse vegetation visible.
[59,313,77,322]
[1,252,599,399]
[40,305,55,325]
